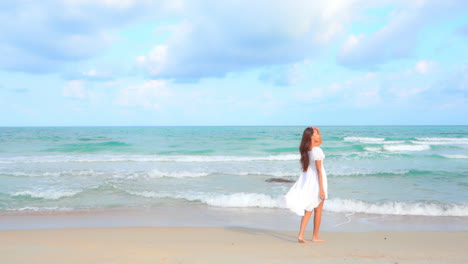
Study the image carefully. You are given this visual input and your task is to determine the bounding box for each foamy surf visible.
[7,206,73,212]
[364,147,382,152]
[0,154,300,164]
[325,198,468,217]
[147,170,211,178]
[344,137,385,143]
[440,154,468,159]
[126,191,280,208]
[413,137,468,145]
[1,170,101,178]
[11,189,83,200]
[125,191,468,217]
[383,144,431,152]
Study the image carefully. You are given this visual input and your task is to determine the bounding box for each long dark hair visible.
[299,127,314,172]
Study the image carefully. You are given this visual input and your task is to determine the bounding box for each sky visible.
[0,0,467,126]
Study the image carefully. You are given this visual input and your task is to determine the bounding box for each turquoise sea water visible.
[0,126,467,217]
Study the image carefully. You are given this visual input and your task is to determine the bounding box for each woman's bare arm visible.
[315,160,326,200]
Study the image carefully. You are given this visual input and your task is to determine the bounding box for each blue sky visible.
[0,0,467,126]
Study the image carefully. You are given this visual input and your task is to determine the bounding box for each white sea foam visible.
[441,154,468,159]
[325,198,468,217]
[147,170,211,178]
[328,169,410,176]
[3,170,99,178]
[181,171,296,178]
[382,140,406,144]
[383,144,431,152]
[233,171,295,177]
[364,146,381,152]
[126,191,280,208]
[0,154,299,164]
[112,170,296,180]
[344,137,385,143]
[11,189,82,200]
[7,206,73,212]
[344,137,405,145]
[413,137,468,145]
[126,191,468,216]
[97,168,414,180]
[0,171,52,177]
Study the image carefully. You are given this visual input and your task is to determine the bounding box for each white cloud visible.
[259,59,310,86]
[138,0,367,80]
[391,87,427,100]
[339,34,365,57]
[10,103,38,116]
[64,0,138,9]
[459,65,468,91]
[434,64,468,93]
[83,70,98,76]
[294,87,326,102]
[355,88,381,107]
[414,60,437,74]
[0,0,179,73]
[116,80,172,109]
[338,8,419,69]
[337,0,466,69]
[295,61,465,109]
[81,69,113,80]
[294,71,379,104]
[63,80,87,99]
[136,45,169,75]
[456,23,468,37]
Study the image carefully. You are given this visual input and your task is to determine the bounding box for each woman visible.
[284,126,328,243]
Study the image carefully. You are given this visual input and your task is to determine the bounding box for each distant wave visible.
[1,170,101,178]
[1,169,296,179]
[413,137,468,145]
[3,168,436,180]
[44,141,131,153]
[264,147,297,153]
[0,154,300,164]
[344,137,385,143]
[383,144,431,152]
[77,136,110,141]
[12,167,433,180]
[327,169,413,177]
[343,136,468,146]
[228,171,296,177]
[11,189,83,200]
[7,206,73,212]
[141,170,296,179]
[144,170,210,179]
[440,154,468,159]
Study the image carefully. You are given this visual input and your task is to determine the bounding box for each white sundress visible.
[284,147,328,216]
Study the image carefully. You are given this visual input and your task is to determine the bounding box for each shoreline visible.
[1,227,467,263]
[1,204,467,232]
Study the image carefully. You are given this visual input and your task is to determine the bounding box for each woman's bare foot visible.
[297,237,306,243]
[312,237,325,242]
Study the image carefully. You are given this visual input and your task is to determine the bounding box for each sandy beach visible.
[1,227,467,264]
[1,206,467,263]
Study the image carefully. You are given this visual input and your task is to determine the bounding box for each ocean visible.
[0,126,467,218]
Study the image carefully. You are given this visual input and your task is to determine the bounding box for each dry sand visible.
[1,227,467,264]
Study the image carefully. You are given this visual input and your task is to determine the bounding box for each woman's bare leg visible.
[298,210,313,243]
[312,201,325,241]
